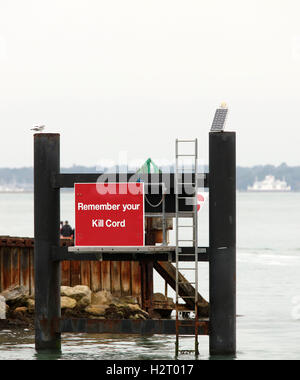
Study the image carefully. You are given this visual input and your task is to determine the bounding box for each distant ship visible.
[247,175,291,192]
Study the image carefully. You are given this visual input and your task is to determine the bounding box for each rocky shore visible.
[0,285,175,330]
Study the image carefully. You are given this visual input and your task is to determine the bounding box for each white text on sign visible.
[92,219,126,228]
[77,202,140,212]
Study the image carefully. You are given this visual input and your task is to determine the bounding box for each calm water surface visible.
[0,192,300,360]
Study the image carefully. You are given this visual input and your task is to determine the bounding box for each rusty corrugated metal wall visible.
[0,237,141,298]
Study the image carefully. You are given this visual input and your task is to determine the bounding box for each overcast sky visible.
[0,0,300,168]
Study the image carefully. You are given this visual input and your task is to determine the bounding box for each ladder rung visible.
[177,268,196,270]
[180,350,197,353]
[177,196,196,199]
[176,154,196,157]
[177,239,195,242]
[177,139,197,143]
[177,225,193,228]
[177,214,196,218]
[177,210,196,213]
[177,212,196,214]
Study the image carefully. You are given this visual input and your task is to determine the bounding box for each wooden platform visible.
[68,245,177,253]
[51,245,209,262]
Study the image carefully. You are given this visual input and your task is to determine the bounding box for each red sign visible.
[75,182,144,246]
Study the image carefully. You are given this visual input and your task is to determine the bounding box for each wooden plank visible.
[111,261,121,296]
[20,247,30,292]
[29,248,34,295]
[61,260,71,286]
[2,247,11,290]
[140,262,147,310]
[80,261,91,287]
[90,261,101,292]
[11,247,20,286]
[101,261,111,291]
[146,262,154,315]
[131,262,141,297]
[120,261,131,296]
[70,261,81,286]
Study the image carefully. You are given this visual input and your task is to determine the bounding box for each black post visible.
[209,131,236,356]
[34,133,61,351]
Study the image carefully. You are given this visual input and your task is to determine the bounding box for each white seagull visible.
[31,125,45,132]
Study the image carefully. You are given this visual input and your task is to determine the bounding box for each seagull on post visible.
[31,125,45,132]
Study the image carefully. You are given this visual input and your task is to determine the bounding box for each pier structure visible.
[33,130,236,356]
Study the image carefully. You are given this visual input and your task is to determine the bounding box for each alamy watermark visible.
[94,150,206,196]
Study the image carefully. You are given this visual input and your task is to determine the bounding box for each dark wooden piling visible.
[34,133,61,352]
[209,131,236,356]
[141,218,155,316]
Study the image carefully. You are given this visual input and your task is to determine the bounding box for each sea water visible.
[0,192,300,360]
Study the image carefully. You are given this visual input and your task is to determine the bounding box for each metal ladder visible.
[175,138,199,357]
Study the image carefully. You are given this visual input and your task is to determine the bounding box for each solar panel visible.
[210,107,228,132]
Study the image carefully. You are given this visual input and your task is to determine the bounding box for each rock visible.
[119,296,139,305]
[137,309,150,319]
[85,305,108,316]
[61,296,77,309]
[127,304,141,311]
[86,291,149,320]
[153,292,175,308]
[91,290,112,305]
[77,295,91,309]
[138,314,147,320]
[60,286,71,297]
[152,292,175,319]
[26,298,35,314]
[0,285,29,308]
[129,314,140,320]
[89,315,106,320]
[13,307,28,315]
[127,304,150,319]
[104,304,150,320]
[61,285,91,302]
[105,304,127,319]
[153,293,166,302]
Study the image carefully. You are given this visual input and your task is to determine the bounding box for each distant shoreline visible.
[1,162,300,191]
